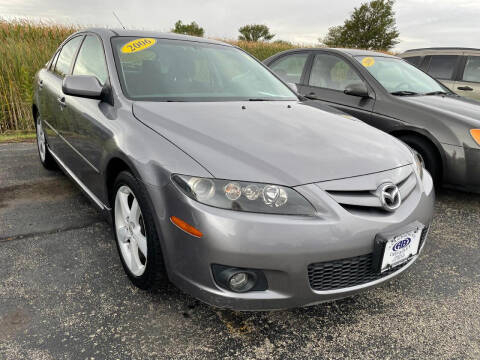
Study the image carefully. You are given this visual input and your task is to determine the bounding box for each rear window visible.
[426,55,459,80]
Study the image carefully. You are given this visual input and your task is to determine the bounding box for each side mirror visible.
[287,82,298,93]
[62,75,104,99]
[344,83,370,98]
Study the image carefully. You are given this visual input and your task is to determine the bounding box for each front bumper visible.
[146,169,435,311]
[442,144,480,193]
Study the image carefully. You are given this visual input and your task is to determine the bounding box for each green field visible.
[0,20,300,134]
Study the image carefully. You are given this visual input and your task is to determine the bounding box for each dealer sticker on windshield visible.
[121,38,156,53]
[361,57,375,67]
[381,227,423,272]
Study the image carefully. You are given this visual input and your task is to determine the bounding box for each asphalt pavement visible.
[0,142,479,360]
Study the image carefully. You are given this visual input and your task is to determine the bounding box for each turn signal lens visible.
[471,129,480,146]
[170,216,203,238]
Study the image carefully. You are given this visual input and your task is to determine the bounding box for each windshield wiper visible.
[390,90,419,96]
[248,98,271,101]
[424,91,449,95]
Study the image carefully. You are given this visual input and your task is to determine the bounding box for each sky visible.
[1,0,479,51]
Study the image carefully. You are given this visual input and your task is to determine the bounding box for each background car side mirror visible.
[344,83,370,98]
[62,75,104,100]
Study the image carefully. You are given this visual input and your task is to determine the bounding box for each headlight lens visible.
[411,149,424,179]
[172,175,316,216]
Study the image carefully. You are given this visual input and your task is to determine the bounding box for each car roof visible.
[330,48,397,58]
[77,28,232,47]
[404,47,480,53]
[265,47,398,62]
[400,47,480,57]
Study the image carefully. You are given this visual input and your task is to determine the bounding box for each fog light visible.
[228,271,255,292]
[211,265,268,292]
[229,272,249,291]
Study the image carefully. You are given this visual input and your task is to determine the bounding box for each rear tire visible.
[35,115,57,170]
[399,134,441,185]
[112,171,167,290]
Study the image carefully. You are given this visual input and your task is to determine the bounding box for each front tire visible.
[112,171,167,289]
[35,115,57,170]
[399,134,441,186]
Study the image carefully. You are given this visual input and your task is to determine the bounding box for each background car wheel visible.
[113,171,167,290]
[399,134,441,186]
[35,115,57,170]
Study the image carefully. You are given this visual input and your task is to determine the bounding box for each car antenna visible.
[112,11,126,30]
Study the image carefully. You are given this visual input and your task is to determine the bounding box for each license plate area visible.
[373,222,424,273]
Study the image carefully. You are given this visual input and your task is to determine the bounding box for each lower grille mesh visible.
[308,227,429,291]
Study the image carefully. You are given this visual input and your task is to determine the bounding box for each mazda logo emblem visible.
[377,183,401,212]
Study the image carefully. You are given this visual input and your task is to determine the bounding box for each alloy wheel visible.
[36,117,46,162]
[114,185,148,276]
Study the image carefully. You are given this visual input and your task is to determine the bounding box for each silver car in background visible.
[33,29,434,310]
[400,47,480,101]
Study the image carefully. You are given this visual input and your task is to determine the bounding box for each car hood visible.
[133,101,412,186]
[399,94,480,127]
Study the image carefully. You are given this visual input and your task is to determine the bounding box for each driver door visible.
[299,52,375,121]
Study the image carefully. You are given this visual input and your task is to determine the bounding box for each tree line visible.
[172,0,399,51]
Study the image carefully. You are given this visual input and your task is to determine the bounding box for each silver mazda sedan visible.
[33,29,434,310]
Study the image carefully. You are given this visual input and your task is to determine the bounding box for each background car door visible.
[63,34,111,193]
[41,36,83,153]
[298,52,375,121]
[455,55,480,101]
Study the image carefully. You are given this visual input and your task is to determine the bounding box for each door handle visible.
[458,86,473,91]
[57,96,66,108]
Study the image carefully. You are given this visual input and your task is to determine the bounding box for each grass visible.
[0,19,76,133]
[224,40,300,60]
[0,19,310,135]
[0,130,36,143]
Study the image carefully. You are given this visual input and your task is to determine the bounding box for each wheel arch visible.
[389,128,445,179]
[104,156,141,207]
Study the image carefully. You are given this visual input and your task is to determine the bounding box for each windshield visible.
[355,56,448,95]
[111,37,297,102]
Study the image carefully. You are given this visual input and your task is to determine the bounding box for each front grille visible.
[308,227,429,291]
[322,166,417,214]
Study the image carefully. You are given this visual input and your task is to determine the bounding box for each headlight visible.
[410,149,424,179]
[172,175,316,216]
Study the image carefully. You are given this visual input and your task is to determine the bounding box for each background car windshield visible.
[111,37,297,101]
[355,56,446,94]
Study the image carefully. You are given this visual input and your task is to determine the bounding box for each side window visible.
[309,54,363,91]
[462,56,480,83]
[49,51,60,71]
[404,56,421,67]
[426,55,459,80]
[270,53,309,84]
[73,35,109,85]
[54,36,83,77]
